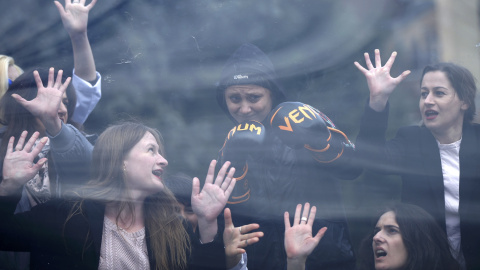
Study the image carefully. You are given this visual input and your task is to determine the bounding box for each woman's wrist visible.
[42,117,62,137]
[197,217,218,243]
[0,178,23,196]
[226,253,243,269]
[68,30,88,41]
[369,94,388,112]
[286,257,307,270]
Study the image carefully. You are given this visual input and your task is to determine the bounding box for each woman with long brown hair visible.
[0,68,236,269]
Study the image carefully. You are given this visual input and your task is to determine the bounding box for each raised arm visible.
[284,203,327,270]
[354,49,410,112]
[11,68,71,136]
[55,0,101,125]
[54,0,97,81]
[0,131,48,196]
[192,160,236,243]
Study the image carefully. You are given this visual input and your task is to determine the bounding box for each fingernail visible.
[40,137,48,143]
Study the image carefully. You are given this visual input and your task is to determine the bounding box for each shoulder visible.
[35,198,79,216]
[465,122,480,134]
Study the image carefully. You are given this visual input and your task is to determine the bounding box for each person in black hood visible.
[216,43,287,124]
[216,43,360,270]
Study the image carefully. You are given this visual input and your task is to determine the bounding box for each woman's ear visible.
[461,102,469,111]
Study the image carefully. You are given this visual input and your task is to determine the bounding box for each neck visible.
[105,199,145,233]
[431,123,464,144]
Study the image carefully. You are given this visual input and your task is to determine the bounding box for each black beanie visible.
[216,43,286,123]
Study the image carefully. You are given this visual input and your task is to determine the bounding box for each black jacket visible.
[221,123,359,270]
[0,194,226,270]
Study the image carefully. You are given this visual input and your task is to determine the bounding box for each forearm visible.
[70,32,96,82]
[197,218,218,243]
[40,114,62,137]
[0,178,23,196]
[355,101,407,175]
[369,93,389,112]
[287,258,306,270]
[227,253,247,270]
[49,123,92,182]
[71,71,101,124]
[226,253,243,269]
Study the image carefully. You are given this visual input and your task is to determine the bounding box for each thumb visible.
[30,158,47,174]
[313,227,328,243]
[53,1,66,16]
[11,94,29,109]
[224,208,234,228]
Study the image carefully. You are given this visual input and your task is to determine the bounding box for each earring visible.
[123,164,127,172]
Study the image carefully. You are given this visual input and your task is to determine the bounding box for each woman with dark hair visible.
[284,203,459,270]
[164,173,198,230]
[356,203,460,270]
[0,67,89,212]
[354,50,480,269]
[0,68,236,269]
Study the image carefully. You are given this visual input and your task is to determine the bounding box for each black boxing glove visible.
[268,102,353,164]
[219,120,265,204]
[268,102,330,150]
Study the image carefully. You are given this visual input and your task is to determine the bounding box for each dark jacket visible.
[356,103,480,270]
[0,194,226,270]
[224,126,358,270]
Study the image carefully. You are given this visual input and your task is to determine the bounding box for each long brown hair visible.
[75,122,190,269]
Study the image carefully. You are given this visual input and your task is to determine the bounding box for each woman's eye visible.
[63,99,69,106]
[420,92,428,98]
[435,91,446,97]
[388,228,399,234]
[248,95,261,102]
[229,96,241,103]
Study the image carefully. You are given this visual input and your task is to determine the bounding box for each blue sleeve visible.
[47,123,93,191]
[71,69,102,125]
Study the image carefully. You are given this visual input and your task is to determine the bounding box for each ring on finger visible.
[239,227,242,234]
[301,217,308,223]
[245,239,248,245]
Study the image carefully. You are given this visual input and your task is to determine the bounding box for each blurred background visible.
[1,0,479,252]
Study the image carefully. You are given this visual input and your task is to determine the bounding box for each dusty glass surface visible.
[1,0,479,261]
